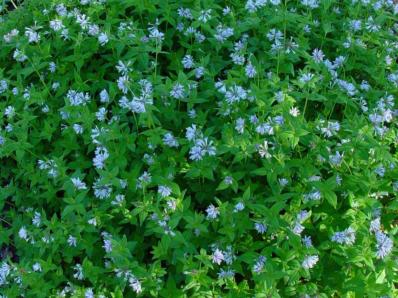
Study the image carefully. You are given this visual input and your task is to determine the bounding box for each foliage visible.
[0,0,397,297]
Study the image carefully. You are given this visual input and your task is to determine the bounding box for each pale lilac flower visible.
[189,137,216,161]
[136,171,152,189]
[185,124,201,141]
[158,185,172,198]
[245,63,257,78]
[98,32,109,45]
[225,85,247,104]
[214,25,234,43]
[71,177,87,190]
[206,204,220,220]
[50,19,64,31]
[253,256,266,273]
[182,55,194,69]
[32,212,41,227]
[231,52,245,65]
[254,223,267,234]
[302,235,313,248]
[293,222,305,235]
[331,227,356,245]
[224,176,233,185]
[68,235,77,247]
[279,178,289,187]
[32,262,42,272]
[25,27,40,43]
[258,140,271,159]
[217,268,235,278]
[234,202,245,212]
[212,249,224,265]
[129,277,142,293]
[112,194,125,206]
[13,49,28,62]
[88,218,97,226]
[85,288,94,298]
[303,189,321,201]
[170,83,185,99]
[49,62,56,73]
[73,124,84,135]
[96,107,107,121]
[93,146,109,169]
[302,255,319,269]
[198,9,212,23]
[73,264,84,280]
[100,89,110,103]
[235,118,245,134]
[116,61,132,75]
[329,151,343,166]
[299,73,314,84]
[163,132,179,147]
[375,231,393,259]
[93,181,112,200]
[312,48,324,63]
[19,226,28,240]
[4,106,15,118]
[117,75,130,94]
[66,90,91,106]
[195,66,205,79]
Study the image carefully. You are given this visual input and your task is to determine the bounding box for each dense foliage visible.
[0,0,397,297]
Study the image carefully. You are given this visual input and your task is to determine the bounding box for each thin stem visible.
[10,0,18,10]
[0,217,11,226]
[132,112,139,133]
[303,97,308,118]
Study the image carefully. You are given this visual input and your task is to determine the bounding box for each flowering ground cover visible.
[0,0,397,297]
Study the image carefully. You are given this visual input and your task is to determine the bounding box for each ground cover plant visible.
[0,0,397,297]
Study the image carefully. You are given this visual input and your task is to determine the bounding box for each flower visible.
[302,235,313,248]
[93,180,112,199]
[254,223,267,234]
[32,263,42,272]
[212,249,224,265]
[225,85,247,104]
[233,202,245,212]
[32,212,41,227]
[98,32,109,45]
[302,255,319,269]
[258,140,272,159]
[253,256,266,273]
[163,132,179,148]
[49,62,56,73]
[71,177,87,190]
[182,55,195,69]
[170,83,185,99]
[312,48,324,63]
[245,63,257,78]
[158,185,172,198]
[331,227,356,245]
[214,25,234,42]
[375,231,393,259]
[93,146,109,169]
[73,264,84,280]
[67,235,77,247]
[129,277,142,293]
[189,137,216,161]
[25,27,40,43]
[50,19,64,31]
[18,226,28,240]
[66,90,91,106]
[117,75,130,94]
[289,107,300,117]
[206,204,220,220]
